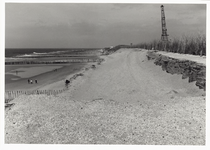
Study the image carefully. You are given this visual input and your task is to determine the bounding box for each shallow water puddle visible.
[5,66,63,78]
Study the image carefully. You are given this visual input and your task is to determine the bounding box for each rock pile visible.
[147,51,206,90]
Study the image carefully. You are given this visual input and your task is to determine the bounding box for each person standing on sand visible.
[35,80,37,84]
[28,79,30,84]
[30,79,33,84]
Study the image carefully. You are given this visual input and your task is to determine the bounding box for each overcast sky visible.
[5,3,206,48]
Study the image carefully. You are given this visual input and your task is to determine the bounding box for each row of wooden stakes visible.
[5,89,68,103]
[5,58,104,65]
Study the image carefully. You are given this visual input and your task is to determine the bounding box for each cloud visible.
[5,3,206,48]
[70,21,100,36]
[112,3,147,10]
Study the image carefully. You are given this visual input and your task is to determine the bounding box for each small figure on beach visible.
[35,80,38,84]
[28,79,30,84]
[30,79,33,84]
[65,80,70,88]
[91,65,96,69]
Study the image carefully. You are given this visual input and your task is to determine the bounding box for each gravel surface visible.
[5,49,205,144]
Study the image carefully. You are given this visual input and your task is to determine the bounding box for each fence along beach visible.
[5,90,66,103]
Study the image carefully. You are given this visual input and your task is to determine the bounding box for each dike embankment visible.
[146,50,206,91]
[5,49,205,144]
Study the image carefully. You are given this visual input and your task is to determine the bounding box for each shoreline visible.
[5,63,88,91]
[5,59,101,92]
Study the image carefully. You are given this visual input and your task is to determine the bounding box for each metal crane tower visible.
[160,5,169,41]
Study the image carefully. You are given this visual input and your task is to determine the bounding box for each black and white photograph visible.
[2,0,209,148]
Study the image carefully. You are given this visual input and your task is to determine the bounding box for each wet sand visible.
[5,63,86,91]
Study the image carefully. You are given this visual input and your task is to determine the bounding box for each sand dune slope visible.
[5,49,205,144]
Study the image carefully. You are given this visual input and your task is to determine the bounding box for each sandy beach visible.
[5,48,205,144]
[5,63,87,91]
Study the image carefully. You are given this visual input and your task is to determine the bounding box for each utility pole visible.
[160,5,169,41]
